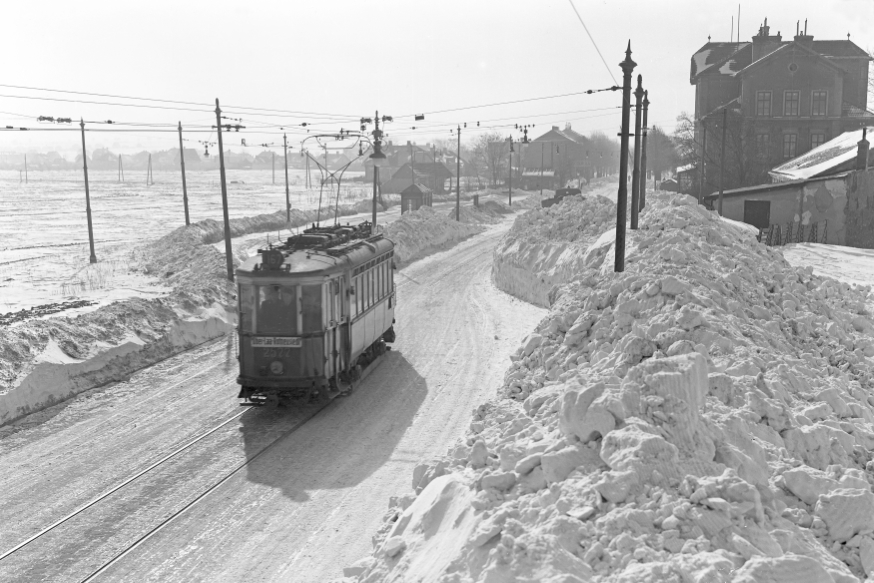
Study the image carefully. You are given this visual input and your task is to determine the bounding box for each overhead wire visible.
[566,0,619,86]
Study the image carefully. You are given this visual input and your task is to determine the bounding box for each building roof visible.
[812,40,872,59]
[676,163,696,174]
[690,42,751,81]
[769,126,874,181]
[530,126,589,146]
[703,171,853,201]
[738,41,849,78]
[401,183,432,195]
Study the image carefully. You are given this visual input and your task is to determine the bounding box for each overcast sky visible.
[1,0,871,155]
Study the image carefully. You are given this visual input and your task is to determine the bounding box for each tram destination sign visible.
[251,337,303,348]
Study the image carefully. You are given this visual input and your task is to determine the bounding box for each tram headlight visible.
[269,360,285,375]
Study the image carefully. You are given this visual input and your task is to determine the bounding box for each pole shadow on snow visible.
[238,349,427,502]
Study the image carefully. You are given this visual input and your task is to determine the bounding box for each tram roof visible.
[236,235,394,280]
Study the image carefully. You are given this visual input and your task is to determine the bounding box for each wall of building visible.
[846,169,874,248]
[718,176,848,244]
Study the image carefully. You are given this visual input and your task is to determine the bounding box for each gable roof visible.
[690,42,751,82]
[530,127,589,146]
[738,41,848,77]
[812,40,872,59]
[769,126,873,181]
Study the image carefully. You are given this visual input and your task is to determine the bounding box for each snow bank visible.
[383,206,487,266]
[348,190,874,583]
[492,194,616,307]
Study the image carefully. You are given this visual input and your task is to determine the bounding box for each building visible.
[522,125,593,187]
[690,19,873,188]
[400,183,433,213]
[703,135,873,247]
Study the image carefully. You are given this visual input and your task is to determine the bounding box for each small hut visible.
[400,183,433,213]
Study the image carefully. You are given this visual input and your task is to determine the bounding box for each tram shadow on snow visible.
[238,349,427,502]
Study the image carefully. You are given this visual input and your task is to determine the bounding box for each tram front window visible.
[301,285,322,332]
[257,285,297,335]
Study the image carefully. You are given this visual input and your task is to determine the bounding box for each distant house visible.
[676,163,696,193]
[522,125,592,187]
[387,161,453,193]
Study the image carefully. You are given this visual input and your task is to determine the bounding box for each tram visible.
[235,221,396,405]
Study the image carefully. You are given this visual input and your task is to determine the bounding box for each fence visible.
[758,220,828,246]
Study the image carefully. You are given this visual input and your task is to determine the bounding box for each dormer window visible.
[783,91,800,116]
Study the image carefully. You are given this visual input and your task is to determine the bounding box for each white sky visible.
[0,0,871,155]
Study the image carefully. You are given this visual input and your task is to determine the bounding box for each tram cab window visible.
[301,284,322,332]
[257,285,297,334]
[239,284,256,332]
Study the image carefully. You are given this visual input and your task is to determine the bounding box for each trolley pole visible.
[283,133,290,222]
[215,99,234,282]
[639,90,649,211]
[178,122,190,226]
[718,107,727,216]
[615,42,636,273]
[79,118,97,264]
[630,74,644,230]
[456,125,461,221]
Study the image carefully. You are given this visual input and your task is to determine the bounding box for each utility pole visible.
[456,125,461,221]
[24,154,27,184]
[146,154,153,186]
[431,144,437,192]
[615,42,636,273]
[508,136,513,206]
[80,118,97,264]
[540,142,545,197]
[718,107,727,216]
[178,122,190,226]
[215,98,234,282]
[698,122,706,204]
[272,151,275,185]
[372,110,382,228]
[118,154,124,183]
[283,133,290,222]
[409,141,415,190]
[639,90,649,211]
[630,74,644,230]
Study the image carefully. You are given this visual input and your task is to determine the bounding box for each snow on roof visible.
[769,126,873,181]
[676,163,695,174]
[690,43,751,80]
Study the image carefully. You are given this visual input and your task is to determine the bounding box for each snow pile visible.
[493,194,617,307]
[348,190,874,583]
[446,200,513,224]
[384,206,487,266]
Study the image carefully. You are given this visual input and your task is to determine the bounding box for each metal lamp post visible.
[369,111,388,228]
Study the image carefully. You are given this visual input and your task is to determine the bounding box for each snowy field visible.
[0,169,368,317]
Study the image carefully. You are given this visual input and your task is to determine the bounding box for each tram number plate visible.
[251,337,302,348]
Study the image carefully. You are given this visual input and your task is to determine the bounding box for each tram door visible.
[326,279,341,380]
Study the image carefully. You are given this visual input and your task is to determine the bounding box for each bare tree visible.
[472,131,510,188]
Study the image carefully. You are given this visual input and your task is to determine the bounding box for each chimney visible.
[858,128,870,171]
[794,18,814,48]
[552,126,559,131]
[752,17,782,61]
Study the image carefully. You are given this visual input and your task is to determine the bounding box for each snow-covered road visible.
[0,220,545,582]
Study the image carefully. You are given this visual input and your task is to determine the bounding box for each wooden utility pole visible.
[283,133,290,222]
[508,137,513,206]
[178,122,190,226]
[540,142,545,197]
[409,142,415,189]
[79,118,97,264]
[718,107,727,216]
[639,90,650,211]
[146,154,153,186]
[456,125,461,221]
[118,154,124,183]
[698,122,706,204]
[215,99,234,282]
[615,42,636,273]
[630,74,644,230]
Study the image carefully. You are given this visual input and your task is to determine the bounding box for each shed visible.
[660,178,679,192]
[400,183,433,214]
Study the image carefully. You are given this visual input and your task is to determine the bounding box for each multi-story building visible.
[690,19,872,187]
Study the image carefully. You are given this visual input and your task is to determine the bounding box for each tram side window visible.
[351,276,358,318]
[301,284,322,332]
[370,265,375,306]
[258,285,297,334]
[239,284,256,332]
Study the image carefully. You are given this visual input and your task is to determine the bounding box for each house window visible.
[783,91,800,116]
[811,91,827,116]
[755,91,772,117]
[783,134,797,159]
[810,133,826,150]
[755,134,770,157]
